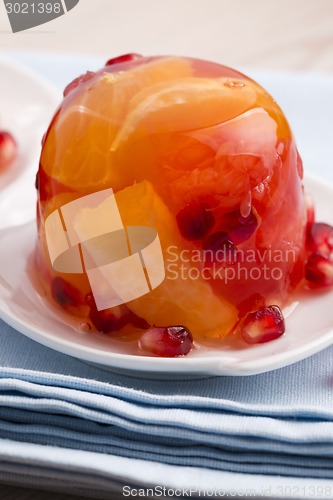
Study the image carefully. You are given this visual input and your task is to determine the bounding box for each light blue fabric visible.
[1,318,333,485]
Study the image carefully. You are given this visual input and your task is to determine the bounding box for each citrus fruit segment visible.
[111,77,257,150]
[41,57,193,193]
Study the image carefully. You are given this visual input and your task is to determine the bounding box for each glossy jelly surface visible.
[35,55,308,352]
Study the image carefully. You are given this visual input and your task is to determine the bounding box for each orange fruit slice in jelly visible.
[41,57,192,193]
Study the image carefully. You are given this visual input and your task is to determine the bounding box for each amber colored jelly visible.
[35,55,307,343]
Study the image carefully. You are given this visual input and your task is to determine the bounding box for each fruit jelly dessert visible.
[35,54,309,350]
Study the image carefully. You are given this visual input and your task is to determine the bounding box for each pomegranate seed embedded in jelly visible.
[230,211,258,245]
[89,308,128,333]
[105,54,142,66]
[240,305,285,344]
[176,201,214,240]
[203,231,237,264]
[138,326,193,357]
[51,277,83,309]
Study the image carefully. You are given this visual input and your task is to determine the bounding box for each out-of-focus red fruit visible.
[138,326,193,357]
[305,253,333,288]
[105,54,142,66]
[0,131,16,170]
[240,305,285,344]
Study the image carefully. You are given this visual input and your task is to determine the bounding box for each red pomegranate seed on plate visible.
[0,131,16,170]
[105,54,142,66]
[240,305,285,344]
[306,222,333,257]
[305,253,333,288]
[138,326,193,357]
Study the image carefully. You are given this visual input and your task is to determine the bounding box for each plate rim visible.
[0,174,332,377]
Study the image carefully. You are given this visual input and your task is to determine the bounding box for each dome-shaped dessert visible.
[35,54,308,354]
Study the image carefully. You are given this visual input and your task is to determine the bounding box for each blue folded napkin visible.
[1,315,333,494]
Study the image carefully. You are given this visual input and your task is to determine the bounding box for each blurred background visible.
[0,0,333,72]
[1,0,332,182]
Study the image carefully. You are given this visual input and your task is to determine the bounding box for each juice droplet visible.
[224,80,245,89]
[79,322,91,333]
[240,190,252,218]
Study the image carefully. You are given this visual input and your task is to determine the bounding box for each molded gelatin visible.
[35,55,307,351]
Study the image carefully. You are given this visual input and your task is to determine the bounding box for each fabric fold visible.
[1,319,333,481]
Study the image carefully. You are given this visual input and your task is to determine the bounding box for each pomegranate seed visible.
[138,326,193,357]
[0,131,16,170]
[229,210,258,245]
[89,308,127,333]
[240,305,285,344]
[63,71,95,97]
[105,53,142,66]
[203,231,237,264]
[51,277,83,309]
[306,223,333,258]
[305,193,315,232]
[305,253,333,288]
[176,201,214,240]
[216,208,258,245]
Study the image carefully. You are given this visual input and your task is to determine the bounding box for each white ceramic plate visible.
[0,57,332,377]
